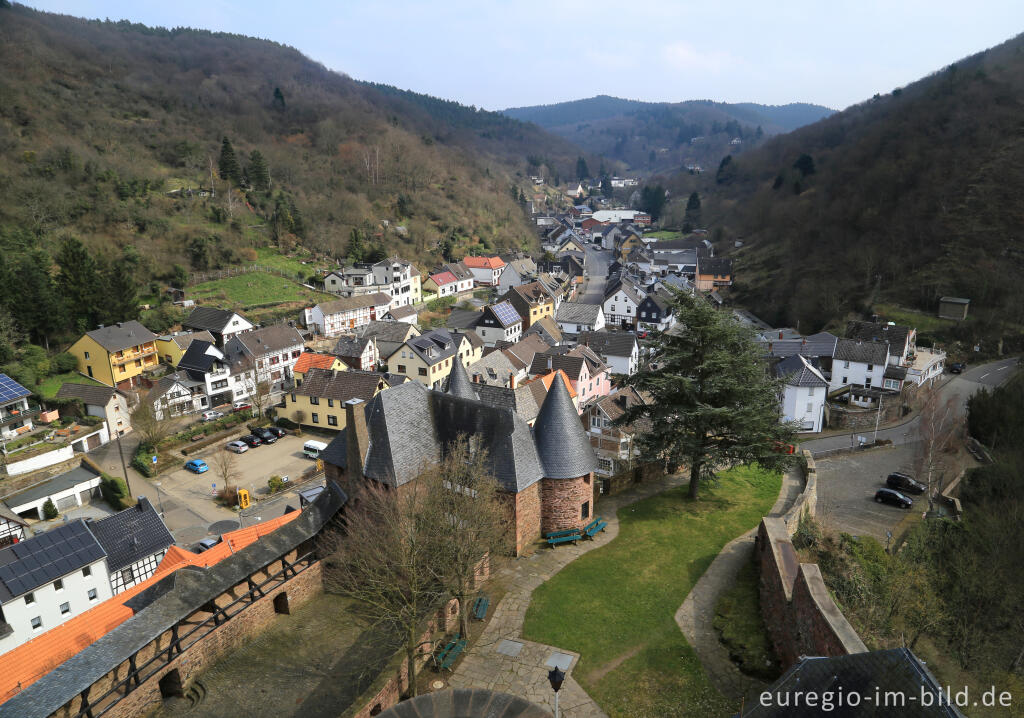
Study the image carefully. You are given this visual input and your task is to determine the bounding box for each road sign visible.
[211,482,217,496]
[151,455,158,464]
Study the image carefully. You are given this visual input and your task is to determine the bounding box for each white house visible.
[602,277,645,328]
[224,325,305,389]
[177,340,258,408]
[461,256,506,286]
[145,371,204,420]
[578,331,640,377]
[442,262,475,295]
[0,374,35,441]
[0,506,27,548]
[324,258,421,308]
[182,307,253,349]
[302,293,391,338]
[830,339,891,407]
[555,303,606,337]
[473,302,523,347]
[55,384,131,437]
[88,497,174,595]
[775,355,828,433]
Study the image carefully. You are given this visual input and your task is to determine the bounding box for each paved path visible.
[579,243,611,305]
[449,473,686,718]
[674,468,803,704]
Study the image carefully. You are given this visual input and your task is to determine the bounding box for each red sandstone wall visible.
[514,483,541,554]
[540,473,594,534]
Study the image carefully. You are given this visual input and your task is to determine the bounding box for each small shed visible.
[938,296,970,321]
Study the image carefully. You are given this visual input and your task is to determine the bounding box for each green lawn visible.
[189,272,333,308]
[872,303,961,335]
[644,230,684,240]
[36,372,105,400]
[713,557,781,681]
[522,466,781,718]
[254,247,325,278]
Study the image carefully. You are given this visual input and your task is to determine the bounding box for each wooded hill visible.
[664,33,1024,349]
[0,5,588,327]
[502,95,833,173]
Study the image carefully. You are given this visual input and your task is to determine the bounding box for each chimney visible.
[546,356,553,371]
[778,330,783,340]
[345,398,369,479]
[801,338,806,347]
[509,372,516,390]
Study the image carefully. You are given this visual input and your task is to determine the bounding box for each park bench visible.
[546,529,581,547]
[472,596,490,620]
[434,635,467,672]
[584,517,607,538]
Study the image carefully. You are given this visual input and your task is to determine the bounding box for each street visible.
[580,241,611,305]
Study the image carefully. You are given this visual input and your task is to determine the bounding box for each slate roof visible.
[144,371,197,406]
[182,307,245,333]
[532,375,597,479]
[846,320,912,350]
[467,351,518,386]
[355,320,419,344]
[593,387,647,423]
[84,321,157,353]
[507,281,553,306]
[316,293,392,315]
[385,304,417,320]
[834,338,889,365]
[758,331,838,359]
[884,364,908,380]
[88,498,174,573]
[404,329,458,365]
[524,316,563,345]
[774,355,828,388]
[158,331,216,351]
[330,336,373,359]
[503,335,553,371]
[6,464,102,509]
[578,331,638,358]
[644,237,710,252]
[603,277,644,305]
[55,383,117,407]
[444,361,478,400]
[0,520,105,603]
[474,383,542,424]
[445,261,474,281]
[226,325,303,357]
[745,648,964,718]
[529,351,585,380]
[698,257,733,276]
[556,302,603,326]
[295,368,385,403]
[446,308,484,330]
[177,339,225,374]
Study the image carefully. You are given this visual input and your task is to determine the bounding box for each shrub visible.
[100,474,133,510]
[79,415,103,427]
[132,444,156,477]
[42,498,59,520]
[426,295,456,312]
[268,475,285,493]
[216,485,239,507]
[51,352,79,374]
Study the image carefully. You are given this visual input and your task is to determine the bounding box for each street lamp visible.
[113,405,133,498]
[154,481,165,517]
[547,667,565,718]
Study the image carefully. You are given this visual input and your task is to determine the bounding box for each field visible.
[873,303,961,335]
[36,373,105,400]
[189,272,333,310]
[644,230,685,240]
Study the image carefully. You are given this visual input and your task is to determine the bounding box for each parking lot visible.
[815,443,920,541]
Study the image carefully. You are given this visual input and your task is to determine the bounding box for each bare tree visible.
[211,448,239,491]
[243,374,271,419]
[913,390,959,512]
[131,396,175,450]
[424,438,511,638]
[323,478,445,698]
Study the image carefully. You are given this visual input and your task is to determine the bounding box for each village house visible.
[467,349,524,388]
[501,281,555,330]
[602,276,645,329]
[385,328,462,389]
[462,256,506,286]
[695,257,734,291]
[774,354,828,433]
[555,302,606,337]
[830,339,892,407]
[351,320,420,362]
[324,258,422,308]
[292,352,347,385]
[587,387,649,477]
[330,335,379,371]
[423,269,460,298]
[451,329,485,368]
[578,331,640,376]
[55,384,131,437]
[382,304,418,326]
[0,506,27,548]
[442,261,475,295]
[68,321,158,390]
[145,371,204,419]
[524,316,565,347]
[302,292,391,338]
[285,367,386,431]
[181,308,254,349]
[177,339,257,408]
[154,331,216,367]
[473,302,523,347]
[224,325,304,390]
[471,368,575,425]
[321,364,598,555]
[638,286,676,331]
[496,255,538,292]
[0,374,36,441]
[529,345,611,409]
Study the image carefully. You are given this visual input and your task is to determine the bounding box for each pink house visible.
[527,345,611,412]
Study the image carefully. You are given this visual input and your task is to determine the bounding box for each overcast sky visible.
[25,1,1024,111]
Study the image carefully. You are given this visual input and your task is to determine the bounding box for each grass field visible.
[645,230,684,240]
[522,466,781,718]
[189,272,332,309]
[253,247,325,278]
[35,372,105,400]
[873,303,961,335]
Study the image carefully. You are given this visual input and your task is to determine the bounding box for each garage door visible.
[56,495,77,511]
[79,488,94,505]
[86,433,101,451]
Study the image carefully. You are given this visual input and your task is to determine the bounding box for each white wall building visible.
[775,355,828,433]
[829,339,890,397]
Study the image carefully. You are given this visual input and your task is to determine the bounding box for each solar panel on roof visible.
[491,302,520,327]
[0,374,31,403]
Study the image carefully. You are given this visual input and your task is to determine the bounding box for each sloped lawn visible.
[522,466,781,718]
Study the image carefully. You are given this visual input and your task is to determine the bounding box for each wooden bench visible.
[545,528,579,539]
[472,596,489,620]
[547,531,581,547]
[434,636,467,672]
[584,517,607,538]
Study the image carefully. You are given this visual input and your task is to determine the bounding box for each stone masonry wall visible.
[512,482,541,555]
[540,473,594,535]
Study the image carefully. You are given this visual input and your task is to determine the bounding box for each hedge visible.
[100,473,133,511]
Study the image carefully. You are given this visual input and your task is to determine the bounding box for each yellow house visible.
[154,331,216,367]
[293,352,346,385]
[386,329,460,389]
[409,266,423,305]
[502,281,555,330]
[69,321,159,389]
[286,368,386,430]
[451,330,484,368]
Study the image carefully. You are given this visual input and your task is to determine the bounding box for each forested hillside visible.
[663,33,1024,349]
[502,95,833,172]
[0,4,585,350]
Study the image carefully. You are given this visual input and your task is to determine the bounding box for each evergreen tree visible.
[601,176,612,196]
[288,199,305,237]
[218,137,240,185]
[618,291,795,499]
[639,185,668,222]
[793,153,816,177]
[248,150,270,191]
[575,156,590,180]
[685,191,702,227]
[17,251,63,344]
[273,87,286,110]
[347,228,365,263]
[56,238,100,331]
[103,254,139,324]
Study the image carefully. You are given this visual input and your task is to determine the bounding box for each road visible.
[579,241,611,305]
[800,356,1019,456]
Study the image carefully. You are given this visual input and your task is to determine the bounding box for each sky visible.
[24,1,1024,111]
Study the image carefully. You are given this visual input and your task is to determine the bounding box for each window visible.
[867,364,874,372]
[610,305,615,312]
[88,587,97,601]
[87,366,93,378]
[310,397,320,405]
[82,566,91,578]
[806,402,814,414]
[842,376,848,384]
[865,378,872,388]
[401,350,407,359]
[843,360,850,369]
[328,415,338,427]
[84,351,90,360]
[121,567,134,586]
[31,616,42,630]
[60,602,70,615]
[640,311,646,318]
[54,579,63,592]
[397,364,407,373]
[24,592,34,605]
[581,501,590,520]
[418,367,428,376]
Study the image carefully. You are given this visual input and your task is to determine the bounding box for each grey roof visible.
[88,498,174,573]
[0,484,348,718]
[0,520,105,603]
[316,293,392,315]
[884,364,908,380]
[939,296,970,304]
[758,331,838,359]
[531,374,597,479]
[177,339,224,374]
[467,351,518,386]
[5,463,102,509]
[745,648,964,718]
[578,330,638,358]
[453,329,485,351]
[529,351,585,380]
[446,309,484,330]
[332,335,373,358]
[444,361,479,401]
[55,383,117,407]
[834,338,889,365]
[846,320,911,350]
[524,317,563,345]
[85,321,157,352]
[556,302,602,325]
[145,371,197,405]
[385,304,418,319]
[183,307,246,333]
[405,329,458,365]
[603,276,644,305]
[295,368,385,402]
[226,324,303,357]
[354,320,419,344]
[166,330,216,349]
[698,257,732,276]
[774,355,827,388]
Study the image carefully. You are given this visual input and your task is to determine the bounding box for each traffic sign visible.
[152,455,158,464]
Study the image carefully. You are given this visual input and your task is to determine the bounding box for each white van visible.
[303,440,329,459]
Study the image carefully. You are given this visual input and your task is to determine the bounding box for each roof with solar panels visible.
[0,374,31,406]
[483,301,523,328]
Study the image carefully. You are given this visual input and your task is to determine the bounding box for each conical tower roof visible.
[532,374,597,479]
[445,360,479,401]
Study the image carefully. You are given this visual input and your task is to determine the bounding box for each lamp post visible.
[547,667,565,718]
[154,481,165,517]
[113,406,133,498]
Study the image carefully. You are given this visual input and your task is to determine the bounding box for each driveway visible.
[579,242,611,305]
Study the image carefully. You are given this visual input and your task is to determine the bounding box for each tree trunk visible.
[688,460,701,500]
[406,641,418,698]
[458,592,468,639]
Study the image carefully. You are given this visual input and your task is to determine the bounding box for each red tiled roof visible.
[428,271,458,286]
[0,511,301,702]
[462,256,505,270]
[294,352,339,374]
[522,369,577,399]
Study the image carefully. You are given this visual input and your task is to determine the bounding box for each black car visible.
[240,434,262,448]
[949,362,966,374]
[266,426,287,439]
[874,488,913,509]
[249,426,277,444]
[887,472,926,494]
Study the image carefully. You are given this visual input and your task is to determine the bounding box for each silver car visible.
[226,440,249,454]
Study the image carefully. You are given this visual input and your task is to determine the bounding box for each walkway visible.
[674,468,803,703]
[448,473,686,718]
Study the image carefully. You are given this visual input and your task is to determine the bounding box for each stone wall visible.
[511,482,541,555]
[540,473,594,534]
[826,399,903,430]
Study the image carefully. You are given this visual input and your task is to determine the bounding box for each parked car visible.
[232,401,253,412]
[201,410,224,422]
[240,434,262,448]
[949,362,966,374]
[185,459,209,474]
[226,440,249,454]
[196,537,220,552]
[266,426,287,439]
[249,426,278,444]
[886,472,925,494]
[874,487,913,509]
